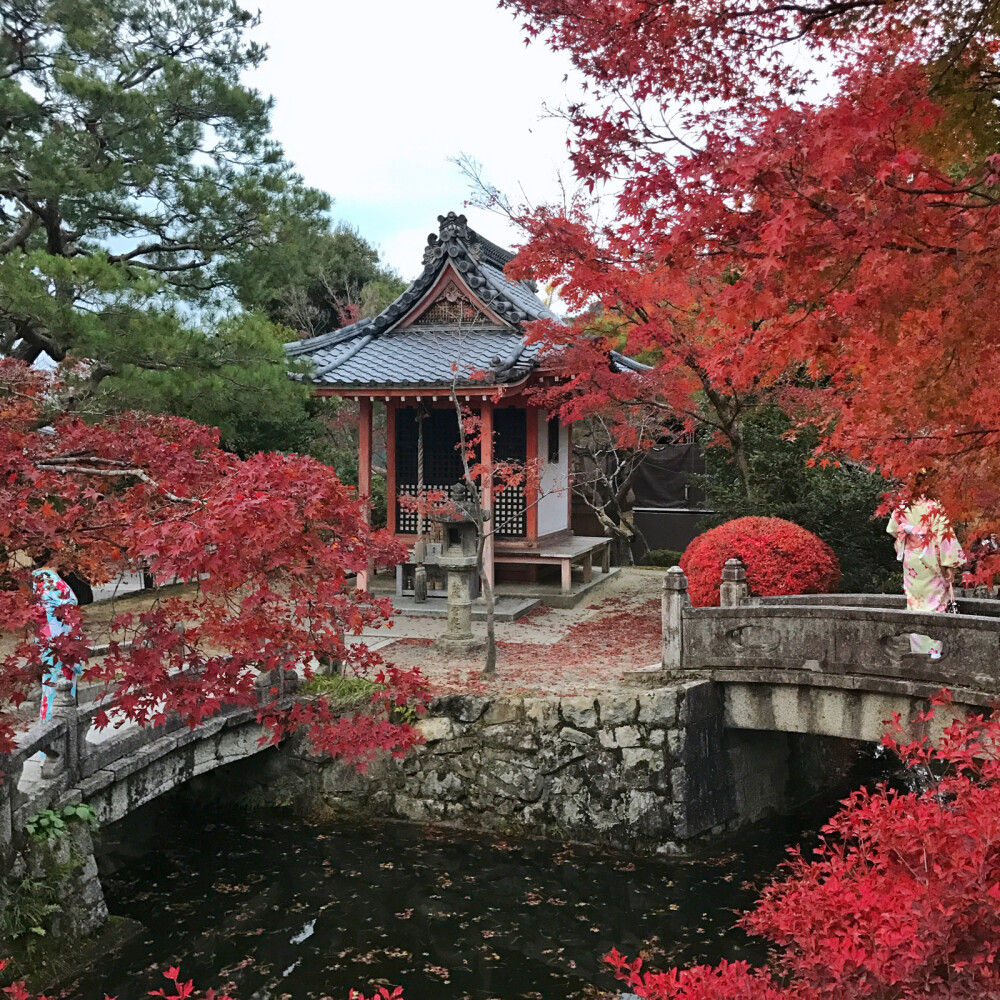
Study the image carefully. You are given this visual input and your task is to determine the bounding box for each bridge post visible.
[662,566,689,673]
[719,557,749,607]
[0,771,12,851]
[48,676,79,781]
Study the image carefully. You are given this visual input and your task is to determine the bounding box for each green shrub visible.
[0,872,62,940]
[25,803,99,842]
[643,548,684,568]
[25,810,67,843]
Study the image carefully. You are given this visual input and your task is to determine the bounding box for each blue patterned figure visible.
[32,568,80,722]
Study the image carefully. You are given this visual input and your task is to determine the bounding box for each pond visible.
[53,783,861,1000]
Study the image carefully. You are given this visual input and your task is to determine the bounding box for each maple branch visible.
[33,461,202,504]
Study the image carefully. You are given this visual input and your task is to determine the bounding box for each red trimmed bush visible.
[680,516,841,607]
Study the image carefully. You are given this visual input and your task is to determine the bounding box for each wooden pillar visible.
[386,399,397,536]
[357,396,373,591]
[481,399,495,589]
[565,419,574,531]
[525,406,539,543]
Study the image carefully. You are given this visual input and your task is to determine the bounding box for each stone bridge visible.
[656,560,1000,743]
[236,564,1000,853]
[6,561,1000,870]
[0,674,289,852]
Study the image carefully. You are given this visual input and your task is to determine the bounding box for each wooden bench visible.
[494,535,612,592]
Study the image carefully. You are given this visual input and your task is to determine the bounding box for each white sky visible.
[246,0,583,281]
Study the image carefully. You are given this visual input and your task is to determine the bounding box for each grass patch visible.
[302,674,376,705]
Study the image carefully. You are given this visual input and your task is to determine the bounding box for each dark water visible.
[53,790,856,1000]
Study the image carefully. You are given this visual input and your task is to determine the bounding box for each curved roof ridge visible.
[475,233,515,269]
[284,212,562,388]
[285,318,372,356]
[609,350,653,373]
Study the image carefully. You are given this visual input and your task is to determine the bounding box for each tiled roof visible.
[286,212,561,389]
[609,350,653,373]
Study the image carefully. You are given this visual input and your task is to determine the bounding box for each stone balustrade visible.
[654,560,1000,746]
[0,666,296,852]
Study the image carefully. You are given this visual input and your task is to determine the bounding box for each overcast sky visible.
[246,0,582,280]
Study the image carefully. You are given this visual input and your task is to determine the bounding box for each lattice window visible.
[396,407,468,534]
[494,408,527,463]
[493,407,527,538]
[411,280,492,326]
[395,405,528,538]
[493,486,526,537]
[395,484,453,534]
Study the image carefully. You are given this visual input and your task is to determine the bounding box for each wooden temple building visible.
[286,212,611,597]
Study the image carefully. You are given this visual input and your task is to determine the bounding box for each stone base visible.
[432,636,486,656]
[622,664,677,688]
[369,567,621,610]
[512,567,620,610]
[3,915,143,993]
[392,596,541,622]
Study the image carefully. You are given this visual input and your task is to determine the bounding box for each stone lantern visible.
[428,484,483,652]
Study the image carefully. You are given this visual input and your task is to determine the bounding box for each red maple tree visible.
[499,0,1000,546]
[607,692,1000,1000]
[0,361,422,763]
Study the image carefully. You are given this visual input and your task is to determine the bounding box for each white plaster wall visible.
[537,409,570,536]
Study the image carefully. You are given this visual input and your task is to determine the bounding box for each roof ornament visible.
[439,212,470,240]
[422,211,483,266]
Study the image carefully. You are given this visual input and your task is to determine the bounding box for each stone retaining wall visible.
[388,689,680,848]
[240,682,854,851]
[0,824,108,953]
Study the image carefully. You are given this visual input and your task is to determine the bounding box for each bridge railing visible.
[0,661,297,848]
[754,592,1000,618]
[661,560,1000,701]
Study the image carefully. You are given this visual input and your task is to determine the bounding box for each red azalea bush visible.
[680,517,840,607]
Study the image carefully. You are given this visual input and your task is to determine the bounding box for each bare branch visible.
[33,461,202,505]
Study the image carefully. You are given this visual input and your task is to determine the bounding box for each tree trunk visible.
[475,513,497,677]
[733,438,754,503]
[481,568,497,676]
[610,532,635,567]
[451,383,497,677]
[10,336,43,364]
[593,500,638,566]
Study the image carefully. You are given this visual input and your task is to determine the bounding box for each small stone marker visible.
[719,557,749,607]
[661,565,689,673]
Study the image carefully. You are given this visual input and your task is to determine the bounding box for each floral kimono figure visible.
[32,567,80,722]
[888,498,965,658]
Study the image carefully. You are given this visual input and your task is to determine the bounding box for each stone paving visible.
[350,567,664,697]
